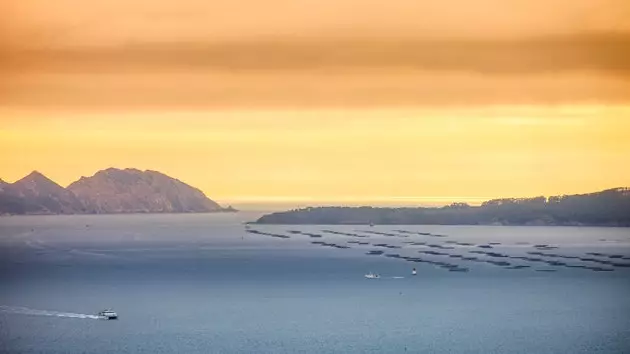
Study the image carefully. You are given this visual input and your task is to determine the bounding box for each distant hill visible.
[0,168,233,215]
[67,168,224,214]
[255,188,630,226]
[0,171,87,214]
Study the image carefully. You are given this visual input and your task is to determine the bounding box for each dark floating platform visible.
[360,230,409,238]
[427,244,455,249]
[304,233,323,238]
[419,250,449,256]
[545,261,567,267]
[533,244,559,250]
[461,256,479,261]
[394,230,446,238]
[373,243,402,249]
[322,230,369,238]
[506,265,530,269]
[485,252,509,258]
[310,241,350,249]
[477,245,494,249]
[586,252,629,260]
[245,229,290,239]
[367,250,385,255]
[289,230,323,238]
[486,260,511,267]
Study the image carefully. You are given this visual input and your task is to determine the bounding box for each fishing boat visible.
[97,309,118,320]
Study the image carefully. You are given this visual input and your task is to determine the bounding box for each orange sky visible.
[1,0,629,208]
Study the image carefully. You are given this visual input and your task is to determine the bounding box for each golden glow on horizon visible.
[1,106,629,207]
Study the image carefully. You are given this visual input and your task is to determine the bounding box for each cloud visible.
[1,67,629,110]
[2,1,630,110]
[2,33,630,74]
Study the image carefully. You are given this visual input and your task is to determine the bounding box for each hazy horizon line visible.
[2,169,626,211]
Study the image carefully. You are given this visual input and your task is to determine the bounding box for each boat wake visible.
[0,305,100,319]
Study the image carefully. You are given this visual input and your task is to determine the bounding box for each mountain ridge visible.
[0,168,232,215]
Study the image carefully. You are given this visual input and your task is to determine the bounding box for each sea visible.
[1,213,629,354]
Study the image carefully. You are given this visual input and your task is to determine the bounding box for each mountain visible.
[255,188,630,227]
[67,168,224,214]
[0,168,231,215]
[0,171,86,214]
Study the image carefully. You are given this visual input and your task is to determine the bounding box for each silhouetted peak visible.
[14,171,61,188]
[94,167,145,177]
[25,170,47,179]
[97,167,123,175]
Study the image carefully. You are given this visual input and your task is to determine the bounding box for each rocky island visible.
[255,188,630,226]
[0,168,234,215]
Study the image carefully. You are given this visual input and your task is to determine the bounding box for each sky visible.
[1,0,629,209]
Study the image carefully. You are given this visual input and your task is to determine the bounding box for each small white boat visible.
[97,309,118,320]
[412,268,417,276]
[364,272,380,279]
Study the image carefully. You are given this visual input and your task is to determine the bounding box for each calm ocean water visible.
[1,213,629,353]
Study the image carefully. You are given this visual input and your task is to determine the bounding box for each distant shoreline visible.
[253,188,630,227]
[0,209,239,217]
[248,221,629,227]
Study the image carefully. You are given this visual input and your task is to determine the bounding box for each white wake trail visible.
[0,306,100,319]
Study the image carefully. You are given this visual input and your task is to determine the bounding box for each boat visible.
[412,268,417,276]
[97,309,118,320]
[364,272,380,279]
